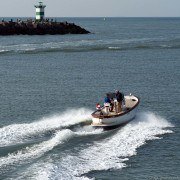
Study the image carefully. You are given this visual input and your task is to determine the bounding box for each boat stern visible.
[91,117,103,126]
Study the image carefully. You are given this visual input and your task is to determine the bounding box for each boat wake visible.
[0,111,174,179]
[48,111,173,179]
[0,108,92,147]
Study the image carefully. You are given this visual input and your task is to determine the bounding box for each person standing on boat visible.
[104,93,113,113]
[115,90,124,113]
[104,93,111,104]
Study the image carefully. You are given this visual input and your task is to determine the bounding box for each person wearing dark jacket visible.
[115,90,123,113]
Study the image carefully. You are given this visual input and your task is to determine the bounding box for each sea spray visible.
[0,108,92,147]
[0,129,73,169]
[2,111,173,179]
[34,111,173,178]
[7,111,174,179]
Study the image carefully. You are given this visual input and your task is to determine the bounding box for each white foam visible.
[13,111,173,180]
[57,112,173,176]
[108,46,121,50]
[0,129,73,169]
[16,161,93,180]
[0,108,92,147]
[0,49,9,53]
[74,125,103,135]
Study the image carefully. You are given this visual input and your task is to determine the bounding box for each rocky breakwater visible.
[0,20,90,35]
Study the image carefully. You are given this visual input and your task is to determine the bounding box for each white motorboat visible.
[91,93,140,129]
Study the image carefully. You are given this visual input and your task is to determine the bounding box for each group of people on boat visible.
[96,90,124,114]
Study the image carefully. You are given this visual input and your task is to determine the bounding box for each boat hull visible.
[92,107,137,127]
[92,117,135,130]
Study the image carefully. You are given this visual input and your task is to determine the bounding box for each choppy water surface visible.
[0,18,179,179]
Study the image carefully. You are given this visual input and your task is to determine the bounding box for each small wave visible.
[0,108,92,147]
[0,122,104,175]
[1,37,180,55]
[0,49,11,54]
[108,46,122,50]
[0,129,73,169]
[14,111,173,180]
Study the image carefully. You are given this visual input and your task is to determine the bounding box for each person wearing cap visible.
[115,90,124,113]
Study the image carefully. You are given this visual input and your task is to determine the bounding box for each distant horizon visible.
[0,1,180,17]
[1,16,180,18]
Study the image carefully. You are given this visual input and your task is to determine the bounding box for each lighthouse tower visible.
[34,2,46,21]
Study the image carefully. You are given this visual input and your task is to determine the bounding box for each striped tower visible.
[34,2,46,21]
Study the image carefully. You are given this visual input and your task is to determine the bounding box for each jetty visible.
[0,20,90,35]
[0,2,90,35]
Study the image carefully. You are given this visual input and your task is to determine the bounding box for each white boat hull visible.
[92,107,137,127]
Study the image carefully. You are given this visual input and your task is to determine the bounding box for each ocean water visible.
[0,18,179,179]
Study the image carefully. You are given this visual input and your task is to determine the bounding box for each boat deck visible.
[94,108,125,116]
